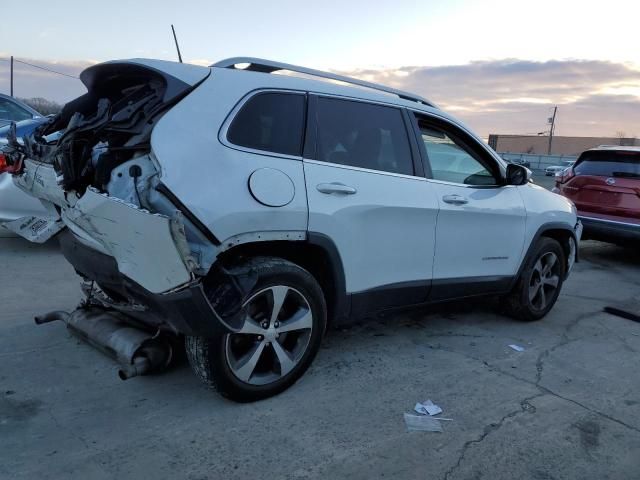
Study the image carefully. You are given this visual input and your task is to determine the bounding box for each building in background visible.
[488,134,640,155]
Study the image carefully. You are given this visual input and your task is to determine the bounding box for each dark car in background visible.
[503,157,531,168]
[554,146,640,245]
[0,94,43,128]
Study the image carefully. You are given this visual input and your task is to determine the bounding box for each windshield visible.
[574,150,640,178]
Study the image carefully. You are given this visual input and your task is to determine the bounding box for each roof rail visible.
[212,57,435,107]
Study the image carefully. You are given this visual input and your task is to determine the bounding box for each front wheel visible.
[186,257,327,402]
[503,237,566,321]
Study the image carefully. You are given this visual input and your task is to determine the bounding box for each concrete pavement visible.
[1,237,639,479]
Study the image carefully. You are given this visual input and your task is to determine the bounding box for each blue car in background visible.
[0,117,50,140]
[0,93,43,128]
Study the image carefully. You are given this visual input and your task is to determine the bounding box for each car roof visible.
[587,145,640,153]
[209,57,443,115]
[88,58,491,156]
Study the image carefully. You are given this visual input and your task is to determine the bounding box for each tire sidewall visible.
[207,262,326,402]
[517,238,566,320]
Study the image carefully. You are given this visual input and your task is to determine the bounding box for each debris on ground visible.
[414,399,443,416]
[404,413,444,432]
[405,399,452,432]
[604,305,640,323]
[508,344,525,352]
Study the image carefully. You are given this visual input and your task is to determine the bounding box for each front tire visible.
[504,237,566,321]
[186,257,327,402]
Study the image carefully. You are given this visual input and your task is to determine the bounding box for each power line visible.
[0,57,79,79]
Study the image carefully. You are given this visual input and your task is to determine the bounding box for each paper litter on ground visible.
[508,344,525,352]
[404,413,444,432]
[414,399,443,416]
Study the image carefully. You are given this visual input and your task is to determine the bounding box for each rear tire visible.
[185,257,326,402]
[503,237,566,321]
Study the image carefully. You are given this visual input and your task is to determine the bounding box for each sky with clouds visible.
[1,0,639,137]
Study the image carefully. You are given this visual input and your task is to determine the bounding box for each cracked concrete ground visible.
[1,236,639,480]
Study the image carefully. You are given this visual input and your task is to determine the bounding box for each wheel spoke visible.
[538,285,547,308]
[233,340,266,382]
[543,275,559,288]
[269,286,289,326]
[529,281,541,301]
[272,340,296,376]
[277,308,313,333]
[237,316,265,335]
[533,259,543,276]
[542,254,557,275]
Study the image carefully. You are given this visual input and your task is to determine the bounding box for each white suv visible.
[2,58,581,401]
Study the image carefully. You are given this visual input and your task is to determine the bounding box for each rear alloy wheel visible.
[186,257,326,402]
[225,285,314,386]
[504,237,566,321]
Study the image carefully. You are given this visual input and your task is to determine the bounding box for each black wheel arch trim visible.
[306,232,351,322]
[512,222,579,289]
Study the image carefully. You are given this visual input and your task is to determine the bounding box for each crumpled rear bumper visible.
[58,229,245,336]
[7,159,253,337]
[8,159,193,294]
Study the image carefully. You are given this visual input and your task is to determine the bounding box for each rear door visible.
[562,150,640,221]
[410,113,526,299]
[303,95,439,312]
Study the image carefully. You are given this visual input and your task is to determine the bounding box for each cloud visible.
[0,55,92,103]
[1,56,639,137]
[337,59,640,137]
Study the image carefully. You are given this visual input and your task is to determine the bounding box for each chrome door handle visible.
[442,194,468,205]
[316,183,357,195]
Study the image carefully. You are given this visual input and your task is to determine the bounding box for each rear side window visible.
[315,97,414,176]
[227,92,305,156]
[574,150,640,178]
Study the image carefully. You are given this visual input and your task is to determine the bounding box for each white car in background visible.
[545,160,575,176]
[2,57,582,401]
[0,120,51,236]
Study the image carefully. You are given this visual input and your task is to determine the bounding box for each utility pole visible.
[10,55,14,97]
[547,105,557,155]
[171,25,183,63]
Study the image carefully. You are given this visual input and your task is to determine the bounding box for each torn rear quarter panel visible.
[63,188,193,294]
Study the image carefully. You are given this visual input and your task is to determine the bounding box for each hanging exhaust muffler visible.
[35,307,173,380]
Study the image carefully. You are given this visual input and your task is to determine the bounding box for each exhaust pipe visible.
[35,307,172,380]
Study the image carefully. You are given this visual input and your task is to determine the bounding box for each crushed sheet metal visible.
[14,159,71,209]
[2,215,64,243]
[65,188,191,294]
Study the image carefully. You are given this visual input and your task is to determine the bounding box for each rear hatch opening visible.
[2,60,217,293]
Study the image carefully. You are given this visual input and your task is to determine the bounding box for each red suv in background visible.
[554,146,640,245]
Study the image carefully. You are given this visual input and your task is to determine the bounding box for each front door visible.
[411,114,526,299]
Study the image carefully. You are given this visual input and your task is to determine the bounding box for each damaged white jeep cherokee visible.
[1,58,581,401]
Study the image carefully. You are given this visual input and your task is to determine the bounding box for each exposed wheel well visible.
[216,240,348,326]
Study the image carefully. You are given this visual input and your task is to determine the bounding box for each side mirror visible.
[506,163,531,186]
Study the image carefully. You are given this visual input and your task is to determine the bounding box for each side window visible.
[227,92,305,156]
[0,99,33,122]
[417,118,498,186]
[316,97,414,176]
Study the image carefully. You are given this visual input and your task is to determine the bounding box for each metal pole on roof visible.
[171,25,183,63]
[10,56,14,97]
